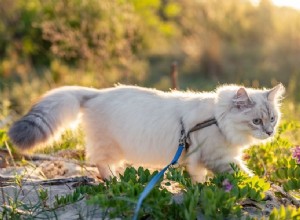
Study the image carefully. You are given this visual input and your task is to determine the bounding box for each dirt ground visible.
[0,150,296,219]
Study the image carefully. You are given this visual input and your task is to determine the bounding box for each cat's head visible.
[215,84,285,145]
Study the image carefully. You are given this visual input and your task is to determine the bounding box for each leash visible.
[133,118,217,220]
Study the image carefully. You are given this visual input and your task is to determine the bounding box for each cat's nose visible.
[266,131,273,136]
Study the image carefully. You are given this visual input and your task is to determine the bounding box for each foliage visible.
[268,206,300,220]
[1,0,300,93]
[0,129,8,146]
[51,166,272,219]
[0,187,55,219]
[55,167,173,219]
[272,158,300,192]
[0,0,179,90]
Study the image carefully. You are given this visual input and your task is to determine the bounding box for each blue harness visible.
[133,118,217,220]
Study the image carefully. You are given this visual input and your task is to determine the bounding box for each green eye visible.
[253,118,262,125]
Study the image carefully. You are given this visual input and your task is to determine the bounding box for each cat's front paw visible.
[191,174,207,183]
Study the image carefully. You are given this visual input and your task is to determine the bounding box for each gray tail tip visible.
[8,120,47,150]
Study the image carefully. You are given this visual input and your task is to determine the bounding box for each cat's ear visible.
[233,87,254,109]
[267,83,285,101]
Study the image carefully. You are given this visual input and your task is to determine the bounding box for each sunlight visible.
[68,113,82,131]
[252,0,300,10]
[272,0,300,10]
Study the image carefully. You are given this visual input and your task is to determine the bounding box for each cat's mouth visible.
[253,132,273,140]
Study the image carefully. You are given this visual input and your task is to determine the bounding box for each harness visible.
[184,118,218,150]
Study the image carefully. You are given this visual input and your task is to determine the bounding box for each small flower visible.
[292,146,300,164]
[222,179,233,192]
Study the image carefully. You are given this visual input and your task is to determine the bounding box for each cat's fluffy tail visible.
[8,86,98,150]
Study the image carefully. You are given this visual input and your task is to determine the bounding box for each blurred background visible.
[0,0,300,118]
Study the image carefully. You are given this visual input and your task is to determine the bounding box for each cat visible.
[8,84,285,182]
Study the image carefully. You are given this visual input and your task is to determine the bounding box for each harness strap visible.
[185,118,218,149]
[188,118,218,134]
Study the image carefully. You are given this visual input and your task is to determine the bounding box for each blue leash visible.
[132,144,185,220]
[132,118,217,219]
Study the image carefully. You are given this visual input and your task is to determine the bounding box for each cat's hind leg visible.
[86,138,124,180]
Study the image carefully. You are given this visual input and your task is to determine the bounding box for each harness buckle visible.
[179,119,187,147]
[179,134,186,146]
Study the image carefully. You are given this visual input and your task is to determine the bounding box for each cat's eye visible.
[252,118,262,125]
[270,116,275,122]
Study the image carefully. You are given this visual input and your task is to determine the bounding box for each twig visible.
[0,148,96,167]
[5,141,16,168]
[0,176,95,187]
[271,183,300,208]
[24,154,96,167]
[24,176,95,186]
[240,198,264,210]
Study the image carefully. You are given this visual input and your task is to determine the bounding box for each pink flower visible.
[222,179,233,192]
[292,146,300,164]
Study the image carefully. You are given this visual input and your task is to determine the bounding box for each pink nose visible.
[266,131,273,136]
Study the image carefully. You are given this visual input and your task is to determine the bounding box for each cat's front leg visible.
[187,163,208,183]
[186,154,207,182]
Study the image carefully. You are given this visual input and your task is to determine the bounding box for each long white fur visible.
[9,84,285,182]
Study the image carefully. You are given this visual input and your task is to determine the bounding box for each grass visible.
[0,108,300,219]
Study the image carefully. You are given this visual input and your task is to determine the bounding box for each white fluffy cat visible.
[9,84,285,182]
